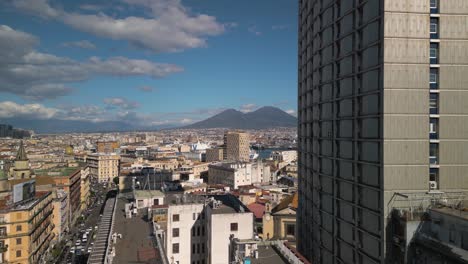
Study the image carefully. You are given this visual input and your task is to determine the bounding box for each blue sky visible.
[0,0,298,126]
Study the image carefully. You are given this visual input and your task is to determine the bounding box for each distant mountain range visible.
[0,106,296,134]
[0,118,177,134]
[180,106,297,129]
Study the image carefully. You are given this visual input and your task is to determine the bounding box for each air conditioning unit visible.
[429,181,438,190]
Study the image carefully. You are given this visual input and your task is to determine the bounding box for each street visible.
[53,180,113,264]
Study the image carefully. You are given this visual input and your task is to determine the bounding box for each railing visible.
[153,223,169,264]
[104,197,117,264]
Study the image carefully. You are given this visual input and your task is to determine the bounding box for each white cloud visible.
[285,109,296,116]
[248,26,261,36]
[0,101,59,119]
[137,86,154,92]
[11,0,59,19]
[61,40,96,49]
[103,97,140,110]
[240,103,258,113]
[0,25,182,100]
[11,0,229,53]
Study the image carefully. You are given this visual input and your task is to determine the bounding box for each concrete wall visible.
[166,204,205,264]
[208,211,253,264]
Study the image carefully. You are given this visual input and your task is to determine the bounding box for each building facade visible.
[80,166,90,211]
[96,141,119,154]
[87,153,120,183]
[297,0,468,263]
[223,132,250,162]
[208,161,270,189]
[206,148,224,162]
[52,191,68,242]
[160,195,253,264]
[0,191,54,264]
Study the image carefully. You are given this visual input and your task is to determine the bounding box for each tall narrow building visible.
[223,131,250,162]
[297,0,468,263]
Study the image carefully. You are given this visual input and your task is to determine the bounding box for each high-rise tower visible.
[297,0,468,263]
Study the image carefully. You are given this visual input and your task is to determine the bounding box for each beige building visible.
[262,193,297,241]
[297,1,468,263]
[223,131,250,162]
[86,153,120,182]
[206,148,224,162]
[0,190,54,264]
[52,191,68,242]
[96,141,119,153]
[80,166,90,210]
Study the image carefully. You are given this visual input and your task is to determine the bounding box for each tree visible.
[113,176,119,185]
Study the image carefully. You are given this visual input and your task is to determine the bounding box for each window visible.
[430,94,439,114]
[16,238,21,245]
[192,244,196,254]
[192,227,196,236]
[430,68,438,84]
[16,250,21,258]
[172,214,179,222]
[430,18,438,34]
[16,225,22,232]
[430,118,439,139]
[0,227,6,236]
[430,168,439,182]
[173,243,179,254]
[430,143,439,164]
[172,228,179,238]
[197,226,200,236]
[286,224,296,236]
[197,243,200,254]
[430,43,438,60]
[449,225,456,243]
[430,0,437,9]
[202,226,205,236]
[193,213,196,220]
[230,223,238,231]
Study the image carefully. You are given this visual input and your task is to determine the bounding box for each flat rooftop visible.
[431,206,468,221]
[35,166,80,177]
[113,195,163,264]
[134,190,164,199]
[0,191,51,212]
[250,245,288,264]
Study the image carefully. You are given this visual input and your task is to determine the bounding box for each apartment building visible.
[223,132,250,162]
[297,0,468,263]
[96,141,120,154]
[0,190,54,264]
[208,161,270,189]
[52,191,68,242]
[37,166,82,224]
[87,153,120,183]
[80,166,91,210]
[157,194,253,264]
[205,148,224,162]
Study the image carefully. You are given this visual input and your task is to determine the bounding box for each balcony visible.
[430,156,438,165]
[430,132,438,140]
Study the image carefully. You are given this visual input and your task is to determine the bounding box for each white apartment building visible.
[206,199,253,264]
[86,153,120,182]
[208,161,271,189]
[166,200,207,264]
[161,195,254,264]
[270,150,297,164]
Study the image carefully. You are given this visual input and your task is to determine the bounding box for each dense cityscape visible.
[0,128,300,264]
